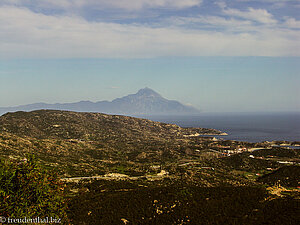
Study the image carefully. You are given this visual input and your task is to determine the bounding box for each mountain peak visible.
[0,88,200,116]
[136,87,162,98]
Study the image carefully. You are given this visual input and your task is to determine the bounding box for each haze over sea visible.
[143,112,300,143]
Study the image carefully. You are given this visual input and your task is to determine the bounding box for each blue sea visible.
[141,112,300,143]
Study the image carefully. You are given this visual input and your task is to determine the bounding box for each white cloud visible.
[170,15,253,29]
[235,0,294,3]
[223,7,277,24]
[0,0,203,11]
[233,0,298,9]
[0,6,299,58]
[284,17,300,29]
[103,0,203,10]
[0,0,71,8]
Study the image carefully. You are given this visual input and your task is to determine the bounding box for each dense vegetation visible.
[258,165,300,187]
[216,152,281,172]
[67,179,300,225]
[251,148,300,158]
[0,155,68,222]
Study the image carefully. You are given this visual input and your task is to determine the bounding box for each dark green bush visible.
[0,155,68,222]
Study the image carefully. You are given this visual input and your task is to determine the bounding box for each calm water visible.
[140,113,300,143]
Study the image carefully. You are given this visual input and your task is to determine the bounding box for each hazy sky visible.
[0,0,299,112]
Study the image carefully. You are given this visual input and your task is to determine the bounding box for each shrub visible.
[0,155,68,223]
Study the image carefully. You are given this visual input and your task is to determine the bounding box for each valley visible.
[0,110,299,224]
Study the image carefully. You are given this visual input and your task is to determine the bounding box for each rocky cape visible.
[0,109,226,177]
[0,109,222,140]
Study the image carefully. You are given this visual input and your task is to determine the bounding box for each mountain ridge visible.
[0,88,200,116]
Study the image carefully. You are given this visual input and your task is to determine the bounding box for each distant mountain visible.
[0,88,200,115]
